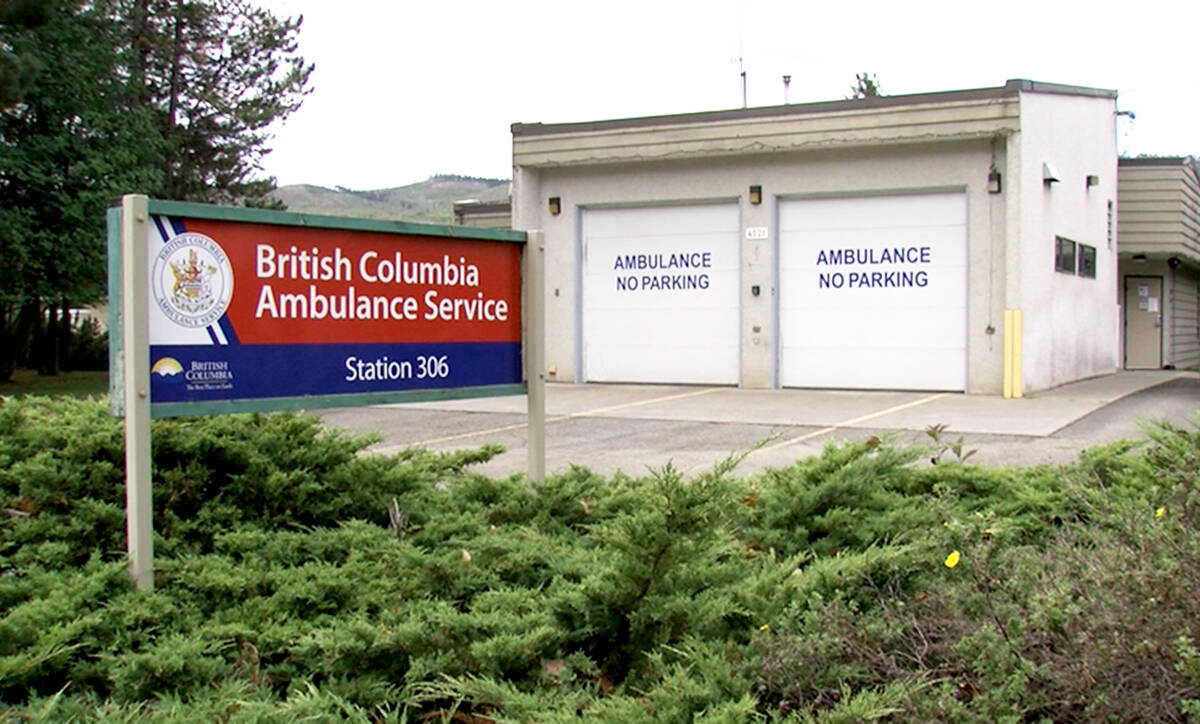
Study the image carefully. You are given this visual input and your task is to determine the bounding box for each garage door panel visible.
[780,225,967,311]
[780,193,966,231]
[779,193,967,391]
[782,348,966,390]
[583,204,739,385]
[782,282,969,309]
[587,342,740,385]
[587,204,736,238]
[778,225,967,260]
[788,306,965,348]
[586,308,739,343]
[583,271,739,312]
[589,229,733,246]
[782,275,968,308]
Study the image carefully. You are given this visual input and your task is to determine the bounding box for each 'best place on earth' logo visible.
[152,232,233,328]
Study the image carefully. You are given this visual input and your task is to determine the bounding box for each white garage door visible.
[582,204,739,384]
[779,193,967,391]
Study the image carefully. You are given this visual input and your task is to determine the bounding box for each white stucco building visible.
[511,79,1122,396]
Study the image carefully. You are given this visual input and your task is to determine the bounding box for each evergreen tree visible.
[847,71,882,99]
[111,0,313,204]
[0,0,161,378]
[0,0,312,379]
[0,0,53,108]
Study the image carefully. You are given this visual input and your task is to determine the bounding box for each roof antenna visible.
[734,16,747,109]
[739,57,747,108]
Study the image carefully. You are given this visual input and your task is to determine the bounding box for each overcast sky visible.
[256,0,1199,191]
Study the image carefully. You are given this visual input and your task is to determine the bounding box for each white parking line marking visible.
[753,392,950,455]
[562,386,722,418]
[382,420,533,451]
[371,387,723,454]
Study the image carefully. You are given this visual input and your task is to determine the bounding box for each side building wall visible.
[1172,266,1200,369]
[1016,91,1120,390]
[1118,161,1200,260]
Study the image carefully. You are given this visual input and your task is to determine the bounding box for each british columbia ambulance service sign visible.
[110,200,528,417]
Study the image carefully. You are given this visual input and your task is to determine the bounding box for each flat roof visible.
[1120,155,1200,186]
[1119,156,1194,167]
[512,79,1117,137]
[453,200,512,214]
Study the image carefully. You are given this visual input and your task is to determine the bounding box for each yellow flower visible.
[759,624,770,632]
[944,550,961,569]
[1155,507,1166,519]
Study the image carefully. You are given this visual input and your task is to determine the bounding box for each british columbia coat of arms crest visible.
[151,232,234,329]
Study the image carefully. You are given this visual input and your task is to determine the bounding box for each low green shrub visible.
[2,397,1198,721]
[750,421,1200,722]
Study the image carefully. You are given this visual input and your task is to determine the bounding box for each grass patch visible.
[0,368,108,399]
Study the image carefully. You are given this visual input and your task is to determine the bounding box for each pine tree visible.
[847,71,882,100]
[0,0,312,378]
[0,0,53,108]
[0,0,161,378]
[111,0,314,204]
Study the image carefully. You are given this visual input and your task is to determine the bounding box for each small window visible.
[1077,244,1096,278]
[1055,236,1076,274]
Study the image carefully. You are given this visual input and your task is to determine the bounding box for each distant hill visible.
[268,175,510,224]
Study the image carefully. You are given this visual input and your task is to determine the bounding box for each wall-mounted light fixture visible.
[1086,175,1100,188]
[1042,162,1061,185]
[1168,256,1182,270]
[548,196,561,215]
[987,165,1002,194]
[1132,253,1148,262]
[749,185,762,205]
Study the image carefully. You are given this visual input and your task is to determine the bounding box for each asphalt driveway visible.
[318,370,1199,478]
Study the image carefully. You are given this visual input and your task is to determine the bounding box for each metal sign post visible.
[120,195,154,589]
[525,231,546,483]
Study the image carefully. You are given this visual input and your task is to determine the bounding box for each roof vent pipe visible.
[783,75,791,104]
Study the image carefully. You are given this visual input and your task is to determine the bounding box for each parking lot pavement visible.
[317,370,1199,479]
